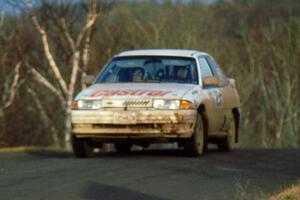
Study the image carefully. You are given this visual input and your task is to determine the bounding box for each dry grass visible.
[0,146,69,153]
[267,184,300,200]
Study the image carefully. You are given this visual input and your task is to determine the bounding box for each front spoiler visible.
[71,109,196,138]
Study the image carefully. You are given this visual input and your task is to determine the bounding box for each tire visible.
[115,143,132,153]
[217,114,236,152]
[71,135,94,158]
[184,112,207,157]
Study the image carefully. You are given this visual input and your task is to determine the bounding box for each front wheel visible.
[184,112,207,157]
[217,114,236,152]
[71,136,94,158]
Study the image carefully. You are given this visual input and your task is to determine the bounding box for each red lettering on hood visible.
[90,90,108,97]
[89,89,172,97]
[147,91,171,96]
[111,90,129,96]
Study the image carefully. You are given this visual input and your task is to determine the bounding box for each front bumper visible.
[71,109,196,138]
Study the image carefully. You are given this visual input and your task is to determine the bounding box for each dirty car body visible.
[71,50,240,157]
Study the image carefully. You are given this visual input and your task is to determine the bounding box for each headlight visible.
[153,99,180,109]
[153,99,194,109]
[71,100,102,110]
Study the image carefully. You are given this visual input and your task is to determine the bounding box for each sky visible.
[0,0,221,15]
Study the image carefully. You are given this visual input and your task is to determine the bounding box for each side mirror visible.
[202,77,220,87]
[82,75,95,86]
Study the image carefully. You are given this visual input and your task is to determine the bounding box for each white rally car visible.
[71,50,240,157]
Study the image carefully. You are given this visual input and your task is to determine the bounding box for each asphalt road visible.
[0,148,300,200]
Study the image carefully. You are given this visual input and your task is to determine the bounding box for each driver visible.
[132,67,145,82]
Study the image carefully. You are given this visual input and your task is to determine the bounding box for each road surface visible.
[0,148,300,200]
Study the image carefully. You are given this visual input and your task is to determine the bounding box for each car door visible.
[205,55,235,132]
[198,56,224,133]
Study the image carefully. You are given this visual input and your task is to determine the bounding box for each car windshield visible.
[95,56,198,84]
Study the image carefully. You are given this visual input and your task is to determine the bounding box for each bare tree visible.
[27,87,60,146]
[26,0,100,148]
[0,2,24,145]
[259,24,300,147]
[0,62,22,142]
[131,6,168,48]
[237,18,300,148]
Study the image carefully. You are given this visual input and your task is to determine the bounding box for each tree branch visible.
[81,20,93,89]
[0,9,4,29]
[27,87,60,147]
[134,18,154,46]
[68,51,80,101]
[30,67,66,106]
[27,0,69,96]
[75,0,99,48]
[60,18,76,52]
[3,61,22,109]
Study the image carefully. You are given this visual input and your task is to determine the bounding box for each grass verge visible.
[267,183,300,200]
[0,146,69,153]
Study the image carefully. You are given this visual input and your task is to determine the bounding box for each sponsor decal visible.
[210,89,223,108]
[89,89,172,97]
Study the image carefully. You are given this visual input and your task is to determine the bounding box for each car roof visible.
[116,49,208,58]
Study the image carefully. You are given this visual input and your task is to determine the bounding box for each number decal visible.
[210,89,223,108]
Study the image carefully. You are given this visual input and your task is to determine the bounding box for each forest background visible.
[0,0,299,148]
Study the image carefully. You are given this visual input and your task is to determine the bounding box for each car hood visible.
[75,83,197,100]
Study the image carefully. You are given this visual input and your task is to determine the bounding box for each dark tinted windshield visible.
[95,56,198,84]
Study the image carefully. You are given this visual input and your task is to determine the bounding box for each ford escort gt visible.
[71,49,240,157]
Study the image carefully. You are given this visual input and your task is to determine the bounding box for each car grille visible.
[102,99,152,108]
